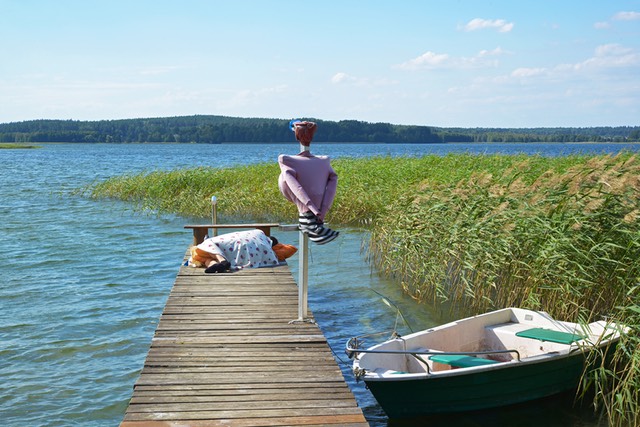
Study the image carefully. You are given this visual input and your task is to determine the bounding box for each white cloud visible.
[478,47,509,57]
[396,47,507,71]
[330,72,397,88]
[595,44,633,56]
[612,11,640,21]
[595,11,640,29]
[463,18,514,33]
[503,44,638,83]
[511,67,547,78]
[395,51,450,70]
[234,84,287,100]
[577,43,640,69]
[331,72,353,84]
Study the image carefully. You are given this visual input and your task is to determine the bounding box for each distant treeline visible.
[0,115,638,144]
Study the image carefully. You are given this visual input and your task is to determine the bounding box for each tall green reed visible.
[368,154,640,424]
[369,155,640,316]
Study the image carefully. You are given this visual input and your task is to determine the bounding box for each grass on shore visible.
[0,143,40,149]
[82,153,640,425]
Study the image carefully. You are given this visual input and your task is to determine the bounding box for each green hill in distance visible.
[1,115,638,144]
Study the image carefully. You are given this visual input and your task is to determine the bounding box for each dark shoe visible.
[205,261,231,273]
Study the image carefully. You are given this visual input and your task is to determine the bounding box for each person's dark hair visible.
[269,236,278,247]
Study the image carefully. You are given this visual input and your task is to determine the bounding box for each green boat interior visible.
[514,327,586,344]
[353,308,608,376]
[428,354,499,368]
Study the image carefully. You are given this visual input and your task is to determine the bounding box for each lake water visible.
[1,142,637,427]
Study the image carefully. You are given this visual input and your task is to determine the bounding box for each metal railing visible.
[345,336,521,375]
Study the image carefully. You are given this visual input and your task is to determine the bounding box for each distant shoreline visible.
[6,140,640,146]
[2,115,638,144]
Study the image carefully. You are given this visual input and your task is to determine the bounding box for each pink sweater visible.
[278,151,338,221]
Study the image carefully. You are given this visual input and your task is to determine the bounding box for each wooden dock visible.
[120,254,368,426]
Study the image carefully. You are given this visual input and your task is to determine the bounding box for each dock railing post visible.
[211,196,218,236]
[298,229,309,321]
[279,224,313,324]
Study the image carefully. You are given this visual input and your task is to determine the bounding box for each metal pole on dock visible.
[211,196,218,236]
[298,229,309,321]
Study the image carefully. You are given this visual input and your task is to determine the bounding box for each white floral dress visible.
[195,229,279,270]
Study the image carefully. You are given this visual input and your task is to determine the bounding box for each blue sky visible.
[1,1,639,127]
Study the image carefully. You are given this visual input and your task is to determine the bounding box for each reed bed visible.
[0,143,40,149]
[84,163,288,221]
[368,153,640,425]
[84,154,578,224]
[84,153,639,425]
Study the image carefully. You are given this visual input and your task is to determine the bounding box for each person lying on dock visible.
[188,229,297,273]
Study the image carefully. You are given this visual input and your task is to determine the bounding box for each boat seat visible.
[515,327,585,344]
[429,354,499,368]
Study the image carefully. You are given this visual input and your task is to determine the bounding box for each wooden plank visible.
[131,383,353,393]
[123,407,365,421]
[144,344,330,354]
[142,354,338,363]
[125,398,359,412]
[129,390,357,403]
[121,414,367,426]
[120,253,367,426]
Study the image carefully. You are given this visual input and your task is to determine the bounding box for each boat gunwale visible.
[357,347,591,382]
[346,344,523,374]
[349,307,623,382]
